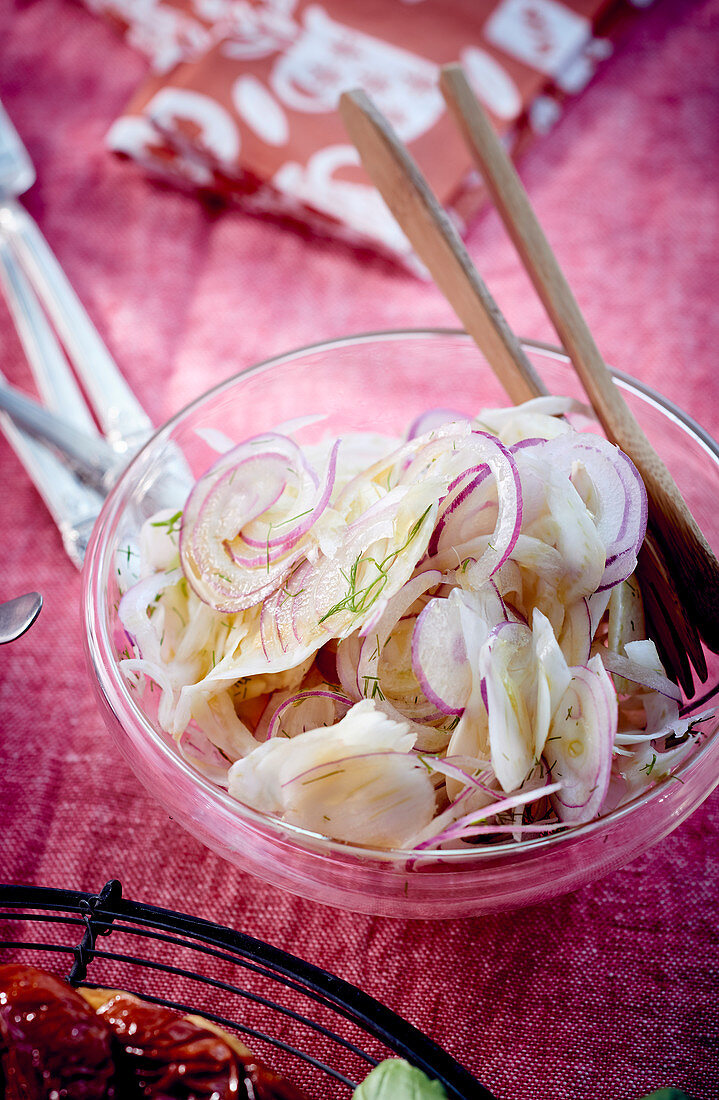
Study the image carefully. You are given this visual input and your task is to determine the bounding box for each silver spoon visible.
[0,591,42,643]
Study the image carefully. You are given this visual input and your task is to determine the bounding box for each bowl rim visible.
[84,327,719,866]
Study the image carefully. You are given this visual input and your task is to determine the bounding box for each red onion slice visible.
[240,439,338,555]
[180,433,337,612]
[598,648,681,702]
[411,780,562,850]
[416,755,496,795]
[267,688,352,740]
[406,408,472,439]
[541,433,648,591]
[412,591,471,716]
[412,584,510,716]
[513,449,607,604]
[356,570,441,697]
[426,464,492,559]
[423,432,523,587]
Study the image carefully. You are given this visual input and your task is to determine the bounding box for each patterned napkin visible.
[85,0,647,265]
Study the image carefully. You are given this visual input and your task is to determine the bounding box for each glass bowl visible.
[82,330,719,918]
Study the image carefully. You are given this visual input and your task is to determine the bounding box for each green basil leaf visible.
[353,1059,448,1099]
[639,1091,694,1100]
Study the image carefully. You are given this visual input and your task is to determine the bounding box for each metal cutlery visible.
[0,592,42,644]
[0,100,154,566]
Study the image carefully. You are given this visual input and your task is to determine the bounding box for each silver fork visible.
[0,100,154,566]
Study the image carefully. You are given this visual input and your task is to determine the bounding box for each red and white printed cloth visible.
[85,0,643,263]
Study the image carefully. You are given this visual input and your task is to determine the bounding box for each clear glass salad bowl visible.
[83,330,719,918]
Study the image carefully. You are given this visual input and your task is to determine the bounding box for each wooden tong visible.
[339,68,719,695]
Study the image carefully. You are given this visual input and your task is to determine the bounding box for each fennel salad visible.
[117,397,712,851]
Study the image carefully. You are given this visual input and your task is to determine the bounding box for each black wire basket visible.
[0,880,492,1099]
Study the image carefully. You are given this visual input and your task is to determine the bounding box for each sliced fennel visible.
[117,400,712,852]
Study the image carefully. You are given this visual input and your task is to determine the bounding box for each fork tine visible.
[638,534,707,692]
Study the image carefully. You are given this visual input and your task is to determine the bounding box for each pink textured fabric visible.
[0,1,718,1098]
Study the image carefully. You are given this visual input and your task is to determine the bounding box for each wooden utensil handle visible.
[440,64,719,648]
[339,89,548,406]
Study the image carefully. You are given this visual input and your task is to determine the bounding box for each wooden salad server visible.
[339,78,719,693]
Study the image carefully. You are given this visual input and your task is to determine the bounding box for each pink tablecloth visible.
[1,1,718,1097]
